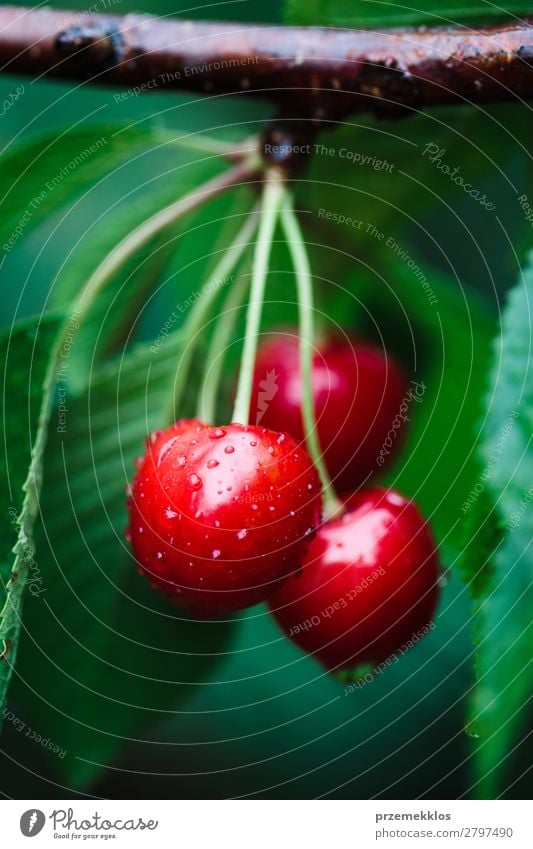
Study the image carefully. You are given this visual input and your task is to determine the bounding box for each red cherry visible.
[269,488,441,673]
[127,419,322,616]
[250,333,410,492]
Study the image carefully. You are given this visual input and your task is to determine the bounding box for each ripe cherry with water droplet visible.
[250,333,410,492]
[127,418,322,616]
[269,488,441,673]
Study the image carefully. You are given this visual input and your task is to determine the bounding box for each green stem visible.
[164,131,259,162]
[72,157,260,327]
[232,170,285,424]
[197,250,256,424]
[280,193,343,520]
[166,207,260,424]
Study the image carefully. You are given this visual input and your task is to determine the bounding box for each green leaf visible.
[12,328,235,789]
[50,154,227,390]
[464,259,533,798]
[460,487,504,601]
[383,264,496,554]
[148,569,475,799]
[0,312,64,714]
[0,124,169,255]
[286,0,533,28]
[296,103,528,254]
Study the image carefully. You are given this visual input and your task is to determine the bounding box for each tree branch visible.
[1,5,533,120]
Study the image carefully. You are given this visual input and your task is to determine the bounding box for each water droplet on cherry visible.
[189,473,202,489]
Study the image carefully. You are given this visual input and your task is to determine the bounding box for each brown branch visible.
[1,5,533,121]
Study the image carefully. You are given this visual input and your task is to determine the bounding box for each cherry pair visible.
[127,334,441,672]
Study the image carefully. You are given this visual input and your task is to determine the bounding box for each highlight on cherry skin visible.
[126,418,322,617]
[269,487,442,674]
[250,331,410,492]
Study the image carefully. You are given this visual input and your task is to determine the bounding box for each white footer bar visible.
[0,799,530,848]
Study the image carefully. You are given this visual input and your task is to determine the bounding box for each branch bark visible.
[1,5,533,120]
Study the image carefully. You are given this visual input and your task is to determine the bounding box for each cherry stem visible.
[166,132,258,162]
[197,242,257,424]
[280,192,344,520]
[232,170,286,425]
[72,156,260,330]
[166,206,262,424]
[44,157,263,443]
